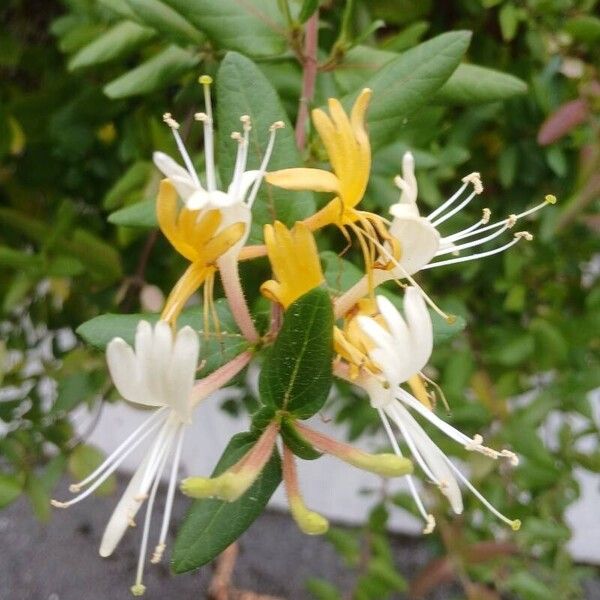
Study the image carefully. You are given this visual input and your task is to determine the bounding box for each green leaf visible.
[172,432,281,573]
[125,0,204,44]
[306,578,342,600]
[342,31,472,150]
[0,473,22,508]
[499,3,520,42]
[298,0,320,24]
[76,300,250,377]
[25,475,51,521]
[68,21,155,71]
[103,161,153,210]
[51,372,95,416]
[259,288,333,419]
[68,445,116,497]
[103,45,199,99]
[564,15,600,43]
[216,52,315,243]
[435,64,527,104]
[161,0,286,57]
[382,21,430,52]
[108,198,157,228]
[280,418,322,460]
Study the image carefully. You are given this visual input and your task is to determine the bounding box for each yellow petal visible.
[156,179,198,262]
[408,374,432,410]
[161,262,212,324]
[266,168,340,194]
[201,222,246,265]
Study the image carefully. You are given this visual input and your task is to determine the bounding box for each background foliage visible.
[1,0,599,598]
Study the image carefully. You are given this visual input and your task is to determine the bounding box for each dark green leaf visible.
[306,578,342,600]
[103,161,153,210]
[216,52,315,243]
[108,198,157,228]
[564,15,600,43]
[259,288,333,419]
[0,473,22,508]
[298,0,320,24]
[342,31,472,150]
[103,45,199,99]
[172,432,281,573]
[161,0,286,57]
[435,64,527,104]
[68,21,155,71]
[280,418,322,460]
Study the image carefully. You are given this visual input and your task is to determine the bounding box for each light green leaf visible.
[76,300,250,377]
[499,3,520,42]
[564,15,600,43]
[259,288,333,419]
[435,64,527,104]
[161,0,286,57]
[108,198,157,228]
[125,0,204,44]
[172,432,281,573]
[51,372,95,416]
[103,161,154,210]
[0,473,22,508]
[298,0,320,24]
[306,578,342,600]
[216,52,315,243]
[104,45,199,99]
[69,445,116,497]
[68,21,155,71]
[342,31,471,150]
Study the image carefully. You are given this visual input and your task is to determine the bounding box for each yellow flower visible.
[260,221,324,309]
[266,88,372,230]
[157,179,245,325]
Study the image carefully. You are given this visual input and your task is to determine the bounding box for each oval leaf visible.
[172,432,281,573]
[259,288,333,419]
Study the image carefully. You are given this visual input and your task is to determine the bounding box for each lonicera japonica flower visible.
[52,321,200,596]
[336,289,521,534]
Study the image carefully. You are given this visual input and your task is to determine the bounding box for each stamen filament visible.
[199,75,216,191]
[430,190,478,227]
[425,181,470,221]
[246,121,284,208]
[435,220,512,257]
[163,113,201,190]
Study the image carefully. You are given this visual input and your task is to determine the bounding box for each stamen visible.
[245,121,284,208]
[379,408,435,533]
[163,113,202,189]
[435,219,514,257]
[422,231,532,270]
[440,453,521,530]
[462,172,483,194]
[198,75,216,191]
[430,189,479,227]
[425,181,470,221]
[152,426,185,564]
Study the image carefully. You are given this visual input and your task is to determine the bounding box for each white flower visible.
[355,289,520,534]
[52,320,200,596]
[153,76,284,252]
[386,151,552,275]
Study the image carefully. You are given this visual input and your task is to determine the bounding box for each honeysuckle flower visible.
[153,75,285,341]
[266,89,395,277]
[52,321,200,596]
[157,179,245,326]
[336,289,520,534]
[335,152,555,317]
[260,220,325,309]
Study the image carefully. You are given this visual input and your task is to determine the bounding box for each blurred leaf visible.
[103,45,199,99]
[172,432,281,573]
[505,572,554,599]
[435,64,528,104]
[125,0,204,44]
[259,289,333,419]
[298,0,320,24]
[161,0,286,56]
[0,473,22,509]
[51,372,95,416]
[537,99,589,145]
[499,3,520,42]
[68,445,116,497]
[382,21,430,52]
[216,52,315,242]
[563,15,600,43]
[25,475,51,521]
[306,578,342,600]
[68,21,155,71]
[108,198,157,228]
[342,31,472,150]
[103,161,153,210]
[325,527,360,566]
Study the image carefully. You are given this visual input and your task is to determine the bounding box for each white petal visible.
[167,326,199,422]
[153,152,199,200]
[206,190,236,209]
[150,321,174,404]
[403,288,433,371]
[394,403,463,514]
[376,295,411,363]
[228,170,261,204]
[106,338,142,405]
[134,321,162,406]
[388,215,440,275]
[186,189,210,210]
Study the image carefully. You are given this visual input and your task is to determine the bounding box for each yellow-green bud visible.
[349,452,413,477]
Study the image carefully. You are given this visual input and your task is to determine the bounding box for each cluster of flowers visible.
[52,78,555,595]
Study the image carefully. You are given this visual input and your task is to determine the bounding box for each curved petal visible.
[389,215,440,276]
[167,326,199,422]
[153,152,199,201]
[403,288,433,371]
[185,189,210,210]
[266,168,340,194]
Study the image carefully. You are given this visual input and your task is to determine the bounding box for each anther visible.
[515,231,533,241]
[230,131,243,142]
[482,208,491,223]
[130,583,146,596]
[240,115,251,130]
[162,113,179,129]
[151,543,166,564]
[68,484,81,493]
[545,194,557,204]
[423,514,436,534]
[270,120,285,131]
[501,450,519,466]
[198,75,213,86]
[134,493,148,502]
[50,499,67,508]
[462,172,483,194]
[194,112,208,122]
[511,519,522,531]
[507,214,518,228]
